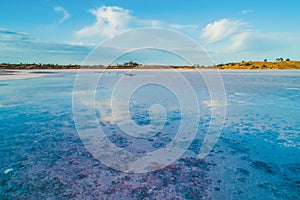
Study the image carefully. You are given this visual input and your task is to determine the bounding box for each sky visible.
[0,0,300,65]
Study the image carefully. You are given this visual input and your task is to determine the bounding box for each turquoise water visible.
[0,70,299,199]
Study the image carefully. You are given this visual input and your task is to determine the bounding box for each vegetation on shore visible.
[0,62,210,70]
[217,60,300,70]
[1,60,300,70]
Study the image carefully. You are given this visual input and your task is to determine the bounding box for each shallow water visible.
[0,70,299,199]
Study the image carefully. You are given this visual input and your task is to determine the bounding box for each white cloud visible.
[76,6,132,37]
[202,18,243,43]
[54,6,71,24]
[207,30,296,64]
[76,6,197,38]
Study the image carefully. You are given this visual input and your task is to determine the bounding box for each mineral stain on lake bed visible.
[0,70,299,199]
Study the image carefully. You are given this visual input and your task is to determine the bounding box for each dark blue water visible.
[0,70,299,199]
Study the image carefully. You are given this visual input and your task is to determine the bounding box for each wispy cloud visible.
[201,18,243,43]
[0,28,35,41]
[54,6,71,24]
[168,24,198,30]
[241,10,255,14]
[228,32,252,51]
[228,32,285,52]
[0,28,91,64]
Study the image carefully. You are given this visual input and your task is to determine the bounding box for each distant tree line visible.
[0,63,82,69]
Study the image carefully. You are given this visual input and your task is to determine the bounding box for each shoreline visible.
[1,69,299,81]
[1,61,300,70]
[1,67,300,71]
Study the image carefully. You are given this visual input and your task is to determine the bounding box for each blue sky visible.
[1,0,300,65]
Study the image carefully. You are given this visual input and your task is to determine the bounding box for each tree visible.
[286,58,290,61]
[122,61,141,67]
[276,57,284,62]
[264,59,267,62]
